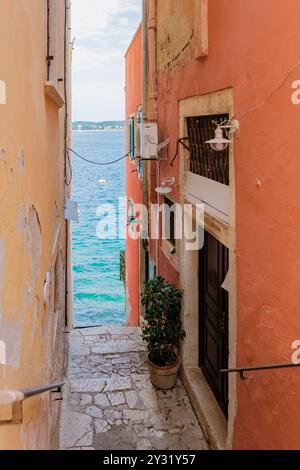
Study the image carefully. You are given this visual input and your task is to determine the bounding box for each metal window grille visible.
[187,114,229,186]
[137,109,142,125]
[136,109,143,179]
[129,117,135,160]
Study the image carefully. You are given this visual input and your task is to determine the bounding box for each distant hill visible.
[73,121,125,131]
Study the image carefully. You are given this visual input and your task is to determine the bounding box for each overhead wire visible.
[67,147,134,166]
[238,58,300,120]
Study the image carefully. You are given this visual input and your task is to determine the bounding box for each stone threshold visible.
[181,366,228,450]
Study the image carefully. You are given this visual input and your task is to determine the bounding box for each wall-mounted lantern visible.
[205,119,240,152]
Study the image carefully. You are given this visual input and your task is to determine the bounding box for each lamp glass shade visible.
[205,127,232,152]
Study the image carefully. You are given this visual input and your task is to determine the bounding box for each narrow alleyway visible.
[59,326,209,450]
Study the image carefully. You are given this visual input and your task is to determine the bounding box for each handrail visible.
[21,381,64,400]
[0,381,64,425]
[0,381,64,406]
[219,363,300,380]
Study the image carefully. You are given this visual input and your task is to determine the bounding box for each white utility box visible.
[136,123,158,159]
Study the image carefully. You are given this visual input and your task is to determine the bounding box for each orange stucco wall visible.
[0,0,70,449]
[125,25,143,326]
[150,0,300,449]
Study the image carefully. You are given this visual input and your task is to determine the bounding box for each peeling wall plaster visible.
[18,205,42,288]
[0,0,69,450]
[17,149,25,175]
[157,0,194,70]
[0,311,25,369]
[0,207,42,369]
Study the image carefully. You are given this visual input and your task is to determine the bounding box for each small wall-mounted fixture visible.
[156,187,172,195]
[205,119,240,152]
[127,201,142,226]
[155,177,176,195]
[128,213,141,226]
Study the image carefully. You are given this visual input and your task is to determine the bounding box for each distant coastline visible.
[73,120,125,131]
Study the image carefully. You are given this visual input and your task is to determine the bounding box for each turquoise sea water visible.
[72,130,126,327]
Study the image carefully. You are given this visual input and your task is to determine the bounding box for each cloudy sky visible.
[72,0,142,122]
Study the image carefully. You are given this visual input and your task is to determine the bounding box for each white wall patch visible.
[0,340,6,365]
[0,81,6,104]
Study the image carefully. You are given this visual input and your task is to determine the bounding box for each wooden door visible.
[199,231,229,417]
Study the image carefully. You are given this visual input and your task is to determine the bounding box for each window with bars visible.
[187,114,230,186]
[129,116,135,160]
[129,109,144,178]
[136,108,143,179]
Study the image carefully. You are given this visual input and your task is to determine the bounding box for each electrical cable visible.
[238,58,300,120]
[64,0,70,328]
[67,147,134,166]
[65,148,73,186]
[170,138,190,167]
[64,1,72,186]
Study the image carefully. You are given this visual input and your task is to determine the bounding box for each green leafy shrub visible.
[141,276,185,367]
[119,250,126,285]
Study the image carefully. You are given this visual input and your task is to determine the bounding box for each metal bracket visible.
[239,371,251,381]
[50,386,63,402]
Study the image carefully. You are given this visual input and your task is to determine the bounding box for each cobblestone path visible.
[59,326,209,451]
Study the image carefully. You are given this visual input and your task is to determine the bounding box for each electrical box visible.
[136,123,158,160]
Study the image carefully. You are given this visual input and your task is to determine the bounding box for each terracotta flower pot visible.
[147,356,180,390]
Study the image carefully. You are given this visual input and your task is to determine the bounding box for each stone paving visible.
[59,326,209,451]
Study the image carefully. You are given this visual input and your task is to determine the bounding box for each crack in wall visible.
[162,31,194,70]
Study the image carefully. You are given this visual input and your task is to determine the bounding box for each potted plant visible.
[141,276,186,390]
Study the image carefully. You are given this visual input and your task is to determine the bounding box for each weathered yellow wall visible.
[0,0,70,449]
[157,0,207,71]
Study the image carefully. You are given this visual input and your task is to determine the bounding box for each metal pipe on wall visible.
[142,0,149,123]
[142,0,158,122]
[147,0,157,123]
[64,1,73,330]
[142,1,159,276]
[140,0,150,313]
[142,0,159,274]
[146,0,159,272]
